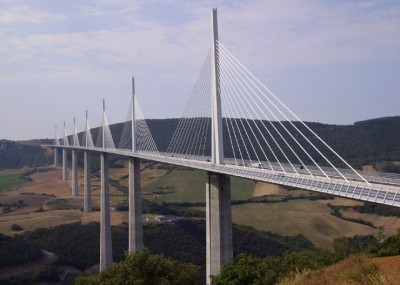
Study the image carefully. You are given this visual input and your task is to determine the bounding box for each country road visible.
[0,249,56,279]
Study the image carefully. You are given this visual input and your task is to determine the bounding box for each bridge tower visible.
[83,111,92,213]
[128,77,144,252]
[100,100,113,271]
[54,124,59,166]
[206,8,233,284]
[72,117,79,196]
[62,121,68,180]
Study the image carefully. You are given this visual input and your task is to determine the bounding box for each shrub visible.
[11,224,23,231]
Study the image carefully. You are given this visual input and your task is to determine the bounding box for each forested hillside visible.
[0,221,313,284]
[145,116,400,168]
[0,140,51,168]
[20,221,312,271]
[4,222,397,285]
[1,116,399,169]
[91,116,400,169]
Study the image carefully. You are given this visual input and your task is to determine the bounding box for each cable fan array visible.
[95,111,115,149]
[53,38,370,185]
[56,95,159,157]
[118,97,160,156]
[63,123,70,146]
[72,120,80,147]
[217,40,369,183]
[81,117,94,148]
[166,41,368,184]
[167,50,212,158]
[54,126,60,146]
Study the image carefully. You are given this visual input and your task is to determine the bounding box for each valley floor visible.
[0,165,399,245]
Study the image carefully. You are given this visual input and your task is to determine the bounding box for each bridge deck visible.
[52,145,400,208]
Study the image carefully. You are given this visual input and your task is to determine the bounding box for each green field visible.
[143,169,254,203]
[0,174,25,192]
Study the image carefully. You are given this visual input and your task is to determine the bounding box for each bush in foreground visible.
[212,230,400,285]
[76,248,200,285]
[211,250,328,285]
[278,255,383,285]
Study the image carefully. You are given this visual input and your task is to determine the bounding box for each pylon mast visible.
[211,8,224,165]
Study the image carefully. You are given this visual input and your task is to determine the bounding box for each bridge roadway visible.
[56,145,400,208]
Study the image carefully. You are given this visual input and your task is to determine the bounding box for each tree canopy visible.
[76,248,200,285]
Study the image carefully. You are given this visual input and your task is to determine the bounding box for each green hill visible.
[0,140,52,169]
[145,116,400,168]
[1,116,399,170]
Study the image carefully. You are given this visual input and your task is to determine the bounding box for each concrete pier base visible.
[62,149,68,180]
[206,172,232,285]
[100,152,113,271]
[72,150,79,196]
[128,157,143,252]
[84,150,92,213]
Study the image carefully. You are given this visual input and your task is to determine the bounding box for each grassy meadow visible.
[0,168,27,192]
[141,168,254,203]
[278,255,400,285]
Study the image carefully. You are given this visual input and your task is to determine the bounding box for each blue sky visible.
[0,0,399,140]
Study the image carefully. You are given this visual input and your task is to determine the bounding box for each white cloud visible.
[0,5,65,23]
[0,0,398,140]
[35,65,121,83]
[0,0,399,107]
[216,0,400,72]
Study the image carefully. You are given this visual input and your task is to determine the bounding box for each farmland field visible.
[231,200,378,246]
[142,169,254,203]
[0,168,27,192]
[0,164,398,249]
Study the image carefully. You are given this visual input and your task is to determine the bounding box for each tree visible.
[76,248,200,285]
[373,228,400,257]
[11,224,23,231]
[0,233,41,268]
[211,254,268,285]
[211,251,331,285]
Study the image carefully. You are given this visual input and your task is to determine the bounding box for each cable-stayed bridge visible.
[49,9,399,284]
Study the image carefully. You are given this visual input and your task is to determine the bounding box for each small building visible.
[155,215,166,222]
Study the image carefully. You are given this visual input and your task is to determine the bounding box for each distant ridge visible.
[143,116,400,168]
[0,116,399,169]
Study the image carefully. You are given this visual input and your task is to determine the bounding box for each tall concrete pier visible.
[83,150,92,212]
[83,111,92,212]
[71,117,79,196]
[62,149,68,180]
[54,148,58,166]
[206,9,232,284]
[206,173,232,284]
[128,157,143,252]
[71,150,79,196]
[128,77,143,252]
[62,121,69,180]
[54,125,59,166]
[100,152,113,270]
